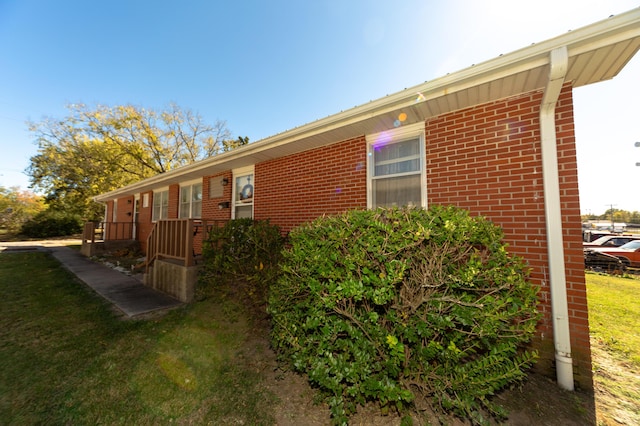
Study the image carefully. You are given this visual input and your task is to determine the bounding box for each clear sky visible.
[1,0,638,215]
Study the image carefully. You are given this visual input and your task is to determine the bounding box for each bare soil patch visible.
[591,339,640,425]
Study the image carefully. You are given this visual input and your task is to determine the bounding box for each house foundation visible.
[144,259,199,303]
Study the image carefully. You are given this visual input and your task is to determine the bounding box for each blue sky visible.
[1,0,639,214]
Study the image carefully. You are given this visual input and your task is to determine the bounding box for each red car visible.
[589,240,640,268]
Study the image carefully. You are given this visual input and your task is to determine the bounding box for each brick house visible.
[90,10,640,393]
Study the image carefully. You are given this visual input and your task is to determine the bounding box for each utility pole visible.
[607,204,617,231]
[636,142,639,167]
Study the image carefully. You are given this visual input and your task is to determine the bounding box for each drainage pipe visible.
[539,45,574,391]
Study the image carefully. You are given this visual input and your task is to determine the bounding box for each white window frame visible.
[366,122,427,209]
[179,179,203,219]
[232,166,254,219]
[152,187,170,222]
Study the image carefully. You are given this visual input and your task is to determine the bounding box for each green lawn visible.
[586,272,640,367]
[2,252,638,424]
[586,271,640,424]
[0,252,276,425]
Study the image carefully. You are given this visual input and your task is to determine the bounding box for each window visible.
[113,200,118,222]
[367,123,426,209]
[152,189,169,221]
[233,167,254,219]
[179,182,202,218]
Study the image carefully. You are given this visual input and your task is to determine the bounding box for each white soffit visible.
[96,8,640,201]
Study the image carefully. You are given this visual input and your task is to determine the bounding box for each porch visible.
[81,219,227,302]
[80,221,138,257]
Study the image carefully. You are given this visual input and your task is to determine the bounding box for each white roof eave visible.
[95,7,640,202]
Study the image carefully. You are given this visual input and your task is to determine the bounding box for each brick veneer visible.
[424,83,591,390]
[114,195,134,221]
[202,172,233,221]
[255,136,368,230]
[105,84,591,390]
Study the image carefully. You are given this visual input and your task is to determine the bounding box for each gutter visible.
[539,46,574,391]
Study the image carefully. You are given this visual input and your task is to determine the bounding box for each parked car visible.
[587,240,640,269]
[582,230,613,242]
[584,249,624,272]
[583,234,640,248]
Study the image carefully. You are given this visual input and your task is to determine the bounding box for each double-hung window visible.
[367,122,426,209]
[179,181,202,219]
[152,189,169,221]
[233,166,254,219]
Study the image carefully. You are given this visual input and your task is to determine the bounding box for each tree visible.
[582,209,640,226]
[27,103,243,219]
[0,186,45,232]
[222,135,249,152]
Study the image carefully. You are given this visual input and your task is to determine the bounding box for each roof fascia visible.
[96,8,640,202]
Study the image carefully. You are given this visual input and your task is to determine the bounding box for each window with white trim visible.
[179,182,202,218]
[367,122,426,209]
[233,167,254,219]
[152,189,169,221]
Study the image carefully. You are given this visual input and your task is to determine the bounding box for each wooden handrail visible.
[82,221,133,242]
[145,222,158,274]
[145,219,228,273]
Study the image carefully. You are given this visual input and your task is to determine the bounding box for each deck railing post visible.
[144,218,228,272]
[185,219,194,267]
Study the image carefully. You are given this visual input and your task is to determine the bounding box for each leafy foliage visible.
[0,186,44,232]
[268,206,540,424]
[20,210,83,238]
[200,219,284,307]
[27,103,247,219]
[582,208,640,225]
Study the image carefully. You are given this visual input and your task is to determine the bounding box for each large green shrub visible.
[20,210,83,238]
[268,206,540,424]
[200,218,284,306]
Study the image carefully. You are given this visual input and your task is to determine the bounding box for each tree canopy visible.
[582,209,640,225]
[27,103,247,219]
[0,186,44,232]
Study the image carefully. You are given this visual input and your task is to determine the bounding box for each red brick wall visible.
[115,84,590,390]
[255,136,368,231]
[253,84,590,390]
[203,173,233,221]
[114,195,134,221]
[425,83,591,390]
[168,184,179,219]
[105,200,113,222]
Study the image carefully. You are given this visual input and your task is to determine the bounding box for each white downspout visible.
[540,46,574,391]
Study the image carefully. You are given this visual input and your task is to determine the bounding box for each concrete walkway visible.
[0,240,182,317]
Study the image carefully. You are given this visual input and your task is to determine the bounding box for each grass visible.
[0,252,276,425]
[586,271,640,424]
[586,272,640,367]
[2,251,638,424]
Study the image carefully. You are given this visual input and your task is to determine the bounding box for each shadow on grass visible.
[0,252,277,425]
